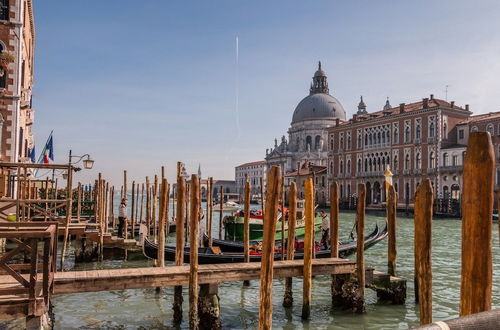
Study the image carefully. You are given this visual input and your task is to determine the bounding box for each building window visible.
[393,155,398,170]
[329,137,333,151]
[364,159,368,172]
[340,160,344,174]
[393,127,398,144]
[306,136,312,151]
[429,121,435,138]
[415,119,422,140]
[321,176,325,187]
[443,123,448,139]
[404,126,410,143]
[487,124,494,136]
[471,126,478,132]
[347,134,351,150]
[329,161,333,174]
[452,154,458,166]
[357,134,362,148]
[459,129,464,139]
[416,153,421,169]
[0,0,8,21]
[315,135,321,150]
[429,152,435,168]
[347,160,351,174]
[405,154,410,170]
[443,153,449,167]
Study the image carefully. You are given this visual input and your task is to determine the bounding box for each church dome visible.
[291,61,346,124]
[292,93,346,123]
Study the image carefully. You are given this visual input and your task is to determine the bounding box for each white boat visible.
[212,201,241,212]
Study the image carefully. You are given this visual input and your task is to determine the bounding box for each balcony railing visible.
[439,165,462,173]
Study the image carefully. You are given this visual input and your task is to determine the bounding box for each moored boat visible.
[143,223,386,264]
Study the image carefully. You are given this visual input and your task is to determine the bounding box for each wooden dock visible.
[0,258,357,318]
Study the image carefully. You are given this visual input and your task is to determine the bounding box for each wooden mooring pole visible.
[208,177,213,248]
[354,183,366,313]
[158,178,168,267]
[258,165,281,330]
[283,182,296,307]
[460,132,494,316]
[243,176,250,286]
[173,162,186,324]
[387,184,397,276]
[330,181,345,306]
[414,179,433,325]
[189,174,200,329]
[301,177,314,320]
[219,186,223,240]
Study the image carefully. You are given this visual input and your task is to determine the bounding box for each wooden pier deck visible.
[0,258,355,318]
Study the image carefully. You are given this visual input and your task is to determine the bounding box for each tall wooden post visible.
[243,176,250,286]
[60,160,73,271]
[174,162,186,324]
[110,186,115,230]
[77,182,82,222]
[140,183,144,224]
[219,186,223,240]
[330,182,339,258]
[355,183,366,313]
[387,184,397,276]
[258,166,281,330]
[104,182,109,234]
[146,177,150,237]
[283,182,297,307]
[260,177,265,218]
[123,171,128,239]
[153,175,158,243]
[281,176,285,260]
[131,181,136,239]
[208,177,213,247]
[460,132,494,316]
[135,183,140,224]
[301,178,314,320]
[414,179,433,325]
[158,178,168,267]
[189,175,200,329]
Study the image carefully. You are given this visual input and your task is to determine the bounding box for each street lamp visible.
[69,150,95,170]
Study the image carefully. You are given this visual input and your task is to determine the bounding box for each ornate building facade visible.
[0,0,35,163]
[265,62,345,204]
[327,95,471,205]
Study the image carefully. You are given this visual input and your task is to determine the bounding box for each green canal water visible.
[5,212,500,329]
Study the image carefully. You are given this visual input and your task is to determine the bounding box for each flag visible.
[42,135,54,164]
[28,146,36,163]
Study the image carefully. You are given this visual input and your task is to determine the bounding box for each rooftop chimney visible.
[465,104,470,111]
[336,118,340,126]
[399,103,405,113]
[352,114,357,122]
[450,101,455,108]
[430,94,434,100]
[423,98,429,109]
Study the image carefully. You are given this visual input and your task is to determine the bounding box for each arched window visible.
[369,158,372,172]
[443,153,449,166]
[329,161,333,174]
[443,123,448,139]
[347,160,351,174]
[306,136,312,151]
[347,135,351,149]
[393,155,398,170]
[386,131,390,143]
[471,126,478,132]
[429,122,435,137]
[314,135,321,150]
[329,138,333,151]
[0,1,8,21]
[405,154,410,169]
[357,159,361,172]
[347,184,351,197]
[357,134,362,148]
[393,128,398,143]
[365,134,368,146]
[405,126,410,142]
[416,153,421,169]
[364,159,368,172]
[321,176,325,187]
[487,124,494,136]
[377,132,381,144]
[416,124,421,139]
[429,152,435,168]
[339,137,344,150]
[340,160,344,174]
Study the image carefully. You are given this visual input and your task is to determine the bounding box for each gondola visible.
[143,223,387,264]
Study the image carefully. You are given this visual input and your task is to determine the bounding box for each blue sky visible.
[32,1,500,185]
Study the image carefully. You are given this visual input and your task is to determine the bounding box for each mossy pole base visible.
[331,274,347,307]
[198,284,221,330]
[173,285,184,324]
[283,278,293,307]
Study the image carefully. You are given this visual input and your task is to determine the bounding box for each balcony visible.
[426,168,437,174]
[439,165,462,173]
[403,169,411,175]
[413,169,422,175]
[428,136,437,144]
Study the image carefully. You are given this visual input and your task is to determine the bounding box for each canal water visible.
[43,211,499,330]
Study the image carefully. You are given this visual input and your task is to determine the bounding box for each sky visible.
[32,0,500,186]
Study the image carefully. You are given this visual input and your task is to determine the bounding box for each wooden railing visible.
[0,222,57,317]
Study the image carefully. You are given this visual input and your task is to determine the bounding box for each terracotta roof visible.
[284,165,327,177]
[335,97,465,127]
[236,160,266,168]
[457,112,500,125]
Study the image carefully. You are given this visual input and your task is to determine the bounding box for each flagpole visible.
[34,130,53,177]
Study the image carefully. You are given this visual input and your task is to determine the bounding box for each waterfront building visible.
[235,160,266,198]
[0,0,35,163]
[283,160,328,205]
[327,95,471,205]
[265,62,345,203]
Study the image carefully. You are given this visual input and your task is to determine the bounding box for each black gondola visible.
[143,223,387,264]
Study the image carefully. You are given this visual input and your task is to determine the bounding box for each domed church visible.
[265,62,345,178]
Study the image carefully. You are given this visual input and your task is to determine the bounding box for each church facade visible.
[265,62,345,204]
